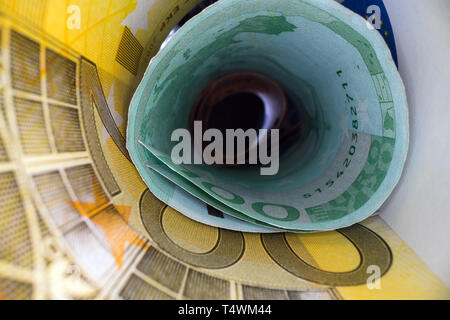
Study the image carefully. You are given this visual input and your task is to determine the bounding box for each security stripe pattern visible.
[115,27,144,76]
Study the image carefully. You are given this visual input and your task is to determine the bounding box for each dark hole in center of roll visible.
[206,92,265,134]
[190,71,307,167]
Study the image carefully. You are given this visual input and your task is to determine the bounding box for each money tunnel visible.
[127,0,409,231]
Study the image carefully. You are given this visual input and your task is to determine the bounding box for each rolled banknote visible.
[127,0,409,232]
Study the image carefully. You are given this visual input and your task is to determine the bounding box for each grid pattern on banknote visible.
[33,171,81,228]
[0,28,5,122]
[0,87,4,120]
[119,274,173,300]
[0,172,33,268]
[46,49,77,105]
[63,221,117,281]
[0,0,46,27]
[0,25,123,294]
[3,25,156,295]
[14,97,51,154]
[10,30,41,95]
[1,6,223,300]
[79,64,122,197]
[241,284,336,300]
[61,206,149,290]
[2,7,344,300]
[35,211,50,239]
[49,105,85,153]
[90,204,144,249]
[0,137,8,162]
[287,289,336,300]
[9,29,86,158]
[0,277,33,299]
[136,247,187,293]
[0,40,6,162]
[65,164,109,216]
[242,285,289,300]
[183,269,230,299]
[115,27,143,76]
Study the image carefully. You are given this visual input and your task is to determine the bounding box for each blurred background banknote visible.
[0,0,448,300]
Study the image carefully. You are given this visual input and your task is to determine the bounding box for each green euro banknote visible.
[141,140,306,233]
[127,0,409,232]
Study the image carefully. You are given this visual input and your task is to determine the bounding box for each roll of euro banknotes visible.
[127,0,409,233]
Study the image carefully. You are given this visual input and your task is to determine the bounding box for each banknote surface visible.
[127,0,409,232]
[0,0,448,300]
